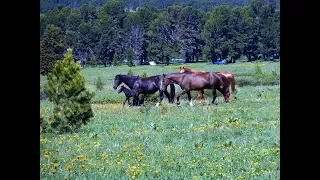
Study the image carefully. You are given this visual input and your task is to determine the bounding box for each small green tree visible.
[127,68,133,75]
[253,65,265,79]
[95,76,104,91]
[47,48,94,133]
[112,53,120,66]
[126,48,135,67]
[141,71,148,78]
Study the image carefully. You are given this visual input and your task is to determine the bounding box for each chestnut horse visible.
[180,66,236,101]
[160,72,229,106]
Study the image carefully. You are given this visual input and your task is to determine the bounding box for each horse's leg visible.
[225,88,230,103]
[135,94,140,106]
[133,96,138,106]
[187,91,193,106]
[196,90,201,103]
[162,90,171,103]
[211,88,217,105]
[159,90,165,102]
[200,89,206,103]
[169,84,175,103]
[128,97,131,106]
[176,89,188,106]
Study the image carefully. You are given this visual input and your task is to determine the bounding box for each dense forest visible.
[40,0,279,75]
[40,0,280,14]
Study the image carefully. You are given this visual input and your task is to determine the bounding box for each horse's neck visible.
[121,75,139,89]
[122,87,130,95]
[167,73,184,84]
[184,68,204,73]
[191,69,204,73]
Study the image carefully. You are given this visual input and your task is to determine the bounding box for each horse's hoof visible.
[156,102,160,107]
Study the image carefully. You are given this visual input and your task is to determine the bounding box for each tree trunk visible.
[247,53,251,62]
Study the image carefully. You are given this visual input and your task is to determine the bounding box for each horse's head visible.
[179,66,185,73]
[113,74,121,90]
[160,74,171,91]
[118,85,124,93]
[180,66,190,73]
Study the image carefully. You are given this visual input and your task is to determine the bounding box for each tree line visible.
[40,0,280,14]
[40,0,279,75]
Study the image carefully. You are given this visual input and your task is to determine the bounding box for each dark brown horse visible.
[179,66,236,101]
[160,72,229,106]
[113,74,175,106]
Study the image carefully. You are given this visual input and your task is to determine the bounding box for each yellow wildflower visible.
[67,165,72,171]
[53,163,59,168]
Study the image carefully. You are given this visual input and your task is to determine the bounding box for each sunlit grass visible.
[40,61,280,179]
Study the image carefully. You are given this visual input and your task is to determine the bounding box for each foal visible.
[118,85,139,106]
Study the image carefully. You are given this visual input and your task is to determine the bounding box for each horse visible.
[179,66,236,101]
[113,74,175,106]
[118,85,140,106]
[160,72,230,106]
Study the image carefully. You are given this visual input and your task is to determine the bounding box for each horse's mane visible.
[180,66,205,73]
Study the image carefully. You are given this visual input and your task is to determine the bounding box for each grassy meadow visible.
[40,61,280,179]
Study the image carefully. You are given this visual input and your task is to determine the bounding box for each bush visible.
[47,48,94,133]
[95,77,104,91]
[127,68,134,75]
[87,56,97,67]
[253,65,266,79]
[112,53,120,66]
[40,115,48,133]
[141,71,148,78]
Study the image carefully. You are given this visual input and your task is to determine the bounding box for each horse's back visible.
[134,75,161,94]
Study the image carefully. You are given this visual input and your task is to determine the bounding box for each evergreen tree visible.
[40,24,66,75]
[112,52,121,66]
[47,48,94,133]
[126,48,135,66]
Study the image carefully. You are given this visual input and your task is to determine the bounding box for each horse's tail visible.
[229,75,236,93]
[169,83,175,103]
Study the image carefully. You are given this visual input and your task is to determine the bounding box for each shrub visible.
[141,71,148,78]
[126,48,135,67]
[95,77,104,91]
[112,53,120,66]
[47,48,94,133]
[127,68,134,75]
[253,65,265,79]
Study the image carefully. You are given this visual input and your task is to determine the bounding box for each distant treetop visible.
[40,0,280,14]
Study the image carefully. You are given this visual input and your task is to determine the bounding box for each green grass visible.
[40,61,280,179]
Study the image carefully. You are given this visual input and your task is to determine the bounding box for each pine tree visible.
[126,48,135,67]
[40,24,66,75]
[47,48,94,133]
[112,52,120,66]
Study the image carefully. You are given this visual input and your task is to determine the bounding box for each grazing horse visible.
[179,66,236,101]
[113,74,175,106]
[160,72,229,106]
[118,85,139,106]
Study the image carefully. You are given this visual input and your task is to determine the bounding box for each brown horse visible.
[160,72,229,106]
[180,66,236,101]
